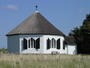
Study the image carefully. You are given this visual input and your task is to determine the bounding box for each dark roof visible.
[65,36,76,45]
[7,11,65,36]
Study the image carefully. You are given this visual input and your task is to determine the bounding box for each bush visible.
[0,48,8,54]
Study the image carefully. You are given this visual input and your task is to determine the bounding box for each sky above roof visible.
[0,0,90,48]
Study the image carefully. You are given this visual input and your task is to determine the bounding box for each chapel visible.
[7,10,77,54]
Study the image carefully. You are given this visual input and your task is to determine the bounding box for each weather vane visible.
[35,5,38,11]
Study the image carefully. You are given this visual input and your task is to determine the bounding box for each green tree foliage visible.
[0,48,8,54]
[69,14,90,54]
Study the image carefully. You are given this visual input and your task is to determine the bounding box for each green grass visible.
[0,54,90,68]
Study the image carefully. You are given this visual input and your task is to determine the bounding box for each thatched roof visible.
[7,11,65,36]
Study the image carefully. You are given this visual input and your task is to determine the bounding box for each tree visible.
[69,14,90,54]
[69,27,83,54]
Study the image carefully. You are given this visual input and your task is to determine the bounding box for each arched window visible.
[36,38,40,49]
[47,38,50,49]
[57,39,60,49]
[34,39,36,48]
[29,39,31,48]
[23,38,27,50]
[31,38,35,48]
[52,38,56,48]
[63,41,66,49]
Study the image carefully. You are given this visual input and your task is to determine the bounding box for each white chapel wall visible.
[43,35,66,54]
[7,35,20,53]
[19,35,66,54]
[19,35,44,54]
[8,35,77,55]
[66,45,77,55]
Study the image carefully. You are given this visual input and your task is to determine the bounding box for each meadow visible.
[0,54,90,68]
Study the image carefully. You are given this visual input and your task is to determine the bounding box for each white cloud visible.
[7,5,18,10]
[0,5,18,10]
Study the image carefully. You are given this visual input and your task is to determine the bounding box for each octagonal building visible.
[6,11,77,54]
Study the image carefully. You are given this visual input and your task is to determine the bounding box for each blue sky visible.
[0,0,90,48]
